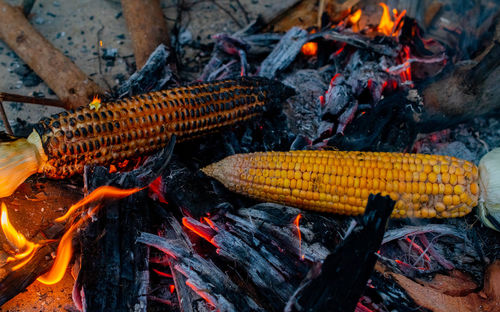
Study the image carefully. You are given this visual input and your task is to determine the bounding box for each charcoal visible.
[286,194,395,312]
[116,44,175,97]
[137,213,264,312]
[283,69,325,140]
[259,27,309,79]
[76,138,175,312]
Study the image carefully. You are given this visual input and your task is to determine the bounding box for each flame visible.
[55,185,143,223]
[348,9,362,24]
[38,186,143,284]
[37,216,85,285]
[294,214,304,260]
[89,95,101,111]
[377,3,406,37]
[1,203,40,270]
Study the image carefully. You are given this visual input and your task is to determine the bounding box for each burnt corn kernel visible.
[35,77,295,179]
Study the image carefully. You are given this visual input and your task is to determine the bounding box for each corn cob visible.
[0,77,295,197]
[202,150,482,219]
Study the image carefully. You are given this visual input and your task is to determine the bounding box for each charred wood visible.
[76,139,175,312]
[0,242,57,305]
[286,194,395,312]
[116,44,175,98]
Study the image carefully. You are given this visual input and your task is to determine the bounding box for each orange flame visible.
[377,3,406,37]
[37,214,85,285]
[1,203,40,270]
[348,9,362,24]
[294,214,304,260]
[55,185,143,223]
[38,186,142,284]
[89,95,102,111]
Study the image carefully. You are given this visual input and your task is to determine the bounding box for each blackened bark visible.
[287,194,395,312]
[78,139,175,312]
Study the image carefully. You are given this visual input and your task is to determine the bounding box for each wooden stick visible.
[121,0,170,69]
[0,101,13,135]
[0,0,103,110]
[0,92,65,109]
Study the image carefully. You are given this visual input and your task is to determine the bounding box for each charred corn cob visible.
[0,77,295,197]
[202,149,500,228]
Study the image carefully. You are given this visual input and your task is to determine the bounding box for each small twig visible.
[234,0,249,24]
[0,92,65,108]
[209,0,243,28]
[0,100,13,135]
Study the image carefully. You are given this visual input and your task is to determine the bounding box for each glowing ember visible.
[185,280,217,308]
[203,217,219,231]
[149,176,168,204]
[400,46,412,83]
[348,9,362,25]
[377,3,406,37]
[169,284,175,294]
[55,185,143,222]
[153,268,173,278]
[182,217,218,247]
[1,203,39,271]
[301,42,318,56]
[293,214,305,260]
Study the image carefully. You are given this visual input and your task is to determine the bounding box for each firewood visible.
[121,0,171,69]
[0,0,103,110]
[285,194,395,312]
[76,139,175,312]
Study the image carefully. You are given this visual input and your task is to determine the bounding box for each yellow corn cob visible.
[0,77,295,197]
[202,150,480,218]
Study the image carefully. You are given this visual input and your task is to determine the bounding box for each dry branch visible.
[121,0,170,69]
[0,0,103,110]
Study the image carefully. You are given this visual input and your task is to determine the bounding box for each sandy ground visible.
[0,0,294,310]
[0,0,294,131]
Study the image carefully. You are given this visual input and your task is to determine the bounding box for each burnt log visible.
[286,193,395,312]
[76,138,175,312]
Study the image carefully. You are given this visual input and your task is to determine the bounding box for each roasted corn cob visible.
[202,149,500,229]
[0,77,295,197]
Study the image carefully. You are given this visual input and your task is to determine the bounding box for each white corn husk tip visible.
[0,131,45,198]
[478,147,500,231]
